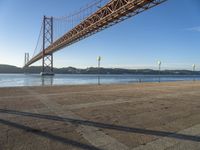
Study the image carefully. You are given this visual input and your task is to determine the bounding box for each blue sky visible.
[0,0,200,70]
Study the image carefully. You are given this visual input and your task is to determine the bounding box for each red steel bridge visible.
[24,0,167,75]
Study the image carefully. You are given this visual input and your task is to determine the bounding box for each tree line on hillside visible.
[0,64,199,75]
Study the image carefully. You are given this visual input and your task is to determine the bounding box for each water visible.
[0,74,199,87]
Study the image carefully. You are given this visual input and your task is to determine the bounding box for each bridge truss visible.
[25,0,167,74]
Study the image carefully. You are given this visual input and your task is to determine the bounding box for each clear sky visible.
[0,0,200,70]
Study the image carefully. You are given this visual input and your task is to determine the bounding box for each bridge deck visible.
[25,0,166,67]
[0,81,200,149]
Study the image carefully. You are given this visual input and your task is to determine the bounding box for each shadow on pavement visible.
[0,118,102,150]
[0,109,200,142]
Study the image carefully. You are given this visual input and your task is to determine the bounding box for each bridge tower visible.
[23,53,29,74]
[41,16,54,76]
[23,52,29,73]
[24,53,29,66]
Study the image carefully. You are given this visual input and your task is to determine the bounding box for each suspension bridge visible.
[24,0,167,75]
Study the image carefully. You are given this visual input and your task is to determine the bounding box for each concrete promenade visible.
[0,82,200,150]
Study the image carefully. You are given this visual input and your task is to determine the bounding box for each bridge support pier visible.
[41,53,54,76]
[40,16,54,76]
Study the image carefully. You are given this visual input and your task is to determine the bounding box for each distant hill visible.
[0,64,199,75]
[0,64,22,73]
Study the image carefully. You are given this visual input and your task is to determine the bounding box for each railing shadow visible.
[0,118,102,150]
[0,109,200,142]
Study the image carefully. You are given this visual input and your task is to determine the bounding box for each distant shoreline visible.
[0,64,199,75]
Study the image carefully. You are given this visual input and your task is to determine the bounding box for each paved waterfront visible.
[0,82,200,150]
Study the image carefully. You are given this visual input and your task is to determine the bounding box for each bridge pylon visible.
[24,53,29,67]
[23,52,29,73]
[41,16,54,76]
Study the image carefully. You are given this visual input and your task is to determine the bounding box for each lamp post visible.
[97,56,101,85]
[192,64,196,82]
[157,60,161,82]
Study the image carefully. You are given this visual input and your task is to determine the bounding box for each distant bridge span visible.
[25,0,167,75]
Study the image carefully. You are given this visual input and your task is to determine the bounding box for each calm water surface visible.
[0,74,199,87]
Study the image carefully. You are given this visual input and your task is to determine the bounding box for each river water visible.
[0,74,199,87]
